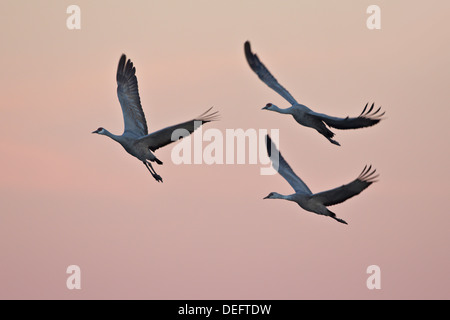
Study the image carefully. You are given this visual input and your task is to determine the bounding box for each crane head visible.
[263,192,283,199]
[92,127,105,134]
[262,103,275,111]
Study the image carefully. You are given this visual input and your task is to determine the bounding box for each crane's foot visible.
[144,161,163,183]
[153,174,163,183]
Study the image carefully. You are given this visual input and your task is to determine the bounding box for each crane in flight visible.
[245,41,384,146]
[93,54,219,182]
[264,135,378,224]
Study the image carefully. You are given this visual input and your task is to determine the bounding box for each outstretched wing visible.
[116,54,148,137]
[311,165,378,206]
[266,135,312,194]
[245,41,298,105]
[310,103,385,130]
[138,107,219,151]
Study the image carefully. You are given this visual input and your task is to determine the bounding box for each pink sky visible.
[1,0,449,299]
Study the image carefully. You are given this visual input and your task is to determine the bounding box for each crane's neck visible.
[272,192,296,200]
[102,129,123,144]
[271,105,292,114]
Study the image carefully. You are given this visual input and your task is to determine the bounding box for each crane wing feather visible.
[117,54,148,137]
[309,103,385,130]
[138,107,219,151]
[311,165,378,206]
[245,41,298,105]
[266,135,312,195]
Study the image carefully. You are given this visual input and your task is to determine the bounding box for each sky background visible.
[1,0,449,299]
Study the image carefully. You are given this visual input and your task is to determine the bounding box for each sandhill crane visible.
[264,135,378,224]
[245,41,384,146]
[92,54,219,182]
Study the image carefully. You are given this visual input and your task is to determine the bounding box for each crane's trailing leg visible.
[331,216,347,225]
[144,161,163,183]
[327,209,347,225]
[315,121,341,146]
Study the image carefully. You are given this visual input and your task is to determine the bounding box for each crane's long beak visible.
[92,130,98,134]
[263,195,270,199]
